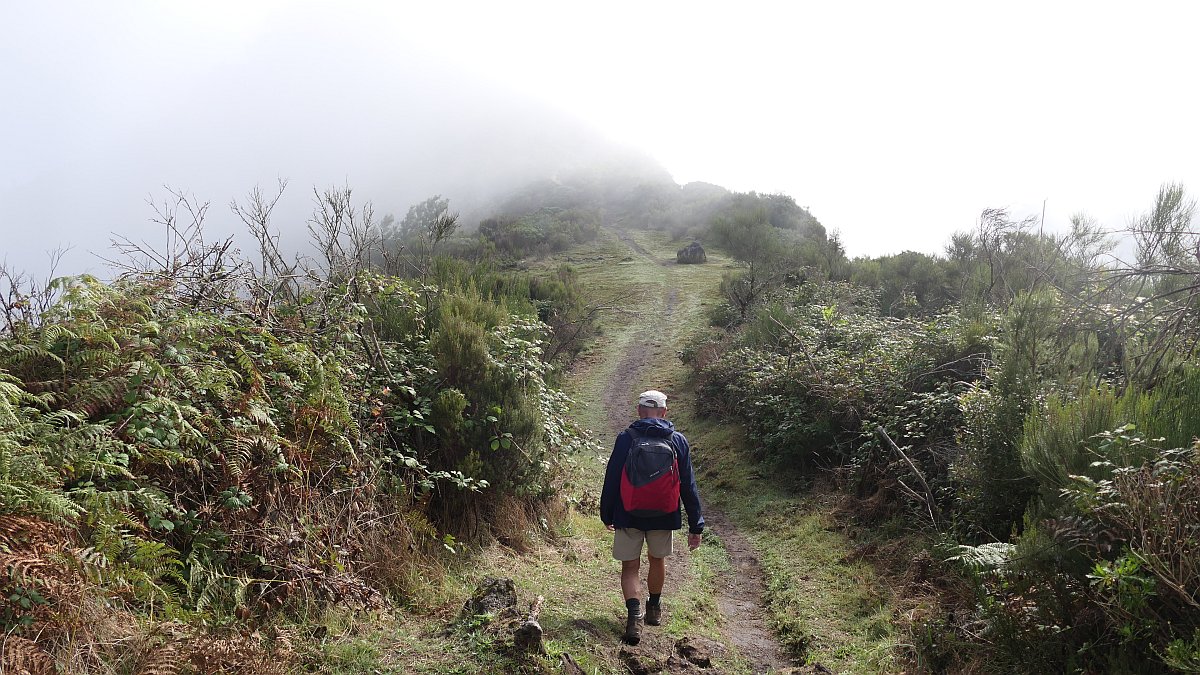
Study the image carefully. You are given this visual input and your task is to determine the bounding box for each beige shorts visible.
[612,528,673,561]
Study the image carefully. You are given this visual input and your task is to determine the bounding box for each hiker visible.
[600,389,704,645]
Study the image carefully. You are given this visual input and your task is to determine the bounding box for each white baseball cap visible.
[637,390,668,408]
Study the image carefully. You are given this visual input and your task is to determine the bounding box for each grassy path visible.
[549,228,749,672]
[551,229,902,674]
[549,229,794,673]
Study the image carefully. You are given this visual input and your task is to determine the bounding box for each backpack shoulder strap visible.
[626,426,677,455]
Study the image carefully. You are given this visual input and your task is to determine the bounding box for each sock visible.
[648,593,661,607]
[626,598,640,614]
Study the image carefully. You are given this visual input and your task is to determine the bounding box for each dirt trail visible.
[596,231,792,673]
[704,511,792,673]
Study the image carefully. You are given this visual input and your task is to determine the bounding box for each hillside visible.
[3,176,1199,674]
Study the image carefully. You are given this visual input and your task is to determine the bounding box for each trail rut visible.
[704,511,791,673]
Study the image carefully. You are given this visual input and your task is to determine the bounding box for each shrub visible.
[0,267,594,663]
[951,385,1036,541]
[478,207,599,258]
[1022,366,1200,516]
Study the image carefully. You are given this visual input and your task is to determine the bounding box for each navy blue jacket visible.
[600,417,704,534]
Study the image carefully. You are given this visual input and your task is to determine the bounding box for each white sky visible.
[3,1,1199,274]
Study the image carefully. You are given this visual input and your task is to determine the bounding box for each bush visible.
[700,281,985,487]
[1022,367,1200,516]
[478,207,599,258]
[0,268,594,662]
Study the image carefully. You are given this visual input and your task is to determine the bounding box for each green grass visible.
[294,606,485,674]
[680,413,902,674]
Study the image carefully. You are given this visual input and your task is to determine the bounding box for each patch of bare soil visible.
[704,510,793,673]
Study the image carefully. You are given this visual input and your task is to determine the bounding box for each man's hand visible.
[687,533,701,550]
[606,524,615,531]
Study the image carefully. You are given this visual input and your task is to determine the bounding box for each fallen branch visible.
[513,595,546,655]
[875,426,941,529]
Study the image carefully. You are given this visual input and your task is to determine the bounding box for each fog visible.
[4,2,1200,278]
[1,3,661,277]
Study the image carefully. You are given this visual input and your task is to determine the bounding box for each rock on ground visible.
[676,242,707,264]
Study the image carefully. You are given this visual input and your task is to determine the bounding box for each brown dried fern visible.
[181,628,296,675]
[1,634,55,675]
[2,553,59,582]
[0,516,86,637]
[0,516,59,552]
[136,642,181,675]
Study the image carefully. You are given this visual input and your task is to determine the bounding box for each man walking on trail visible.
[600,389,704,645]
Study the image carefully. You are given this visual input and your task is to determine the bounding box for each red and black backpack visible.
[619,427,681,517]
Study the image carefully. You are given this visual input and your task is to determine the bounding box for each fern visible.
[0,341,65,370]
[0,435,82,524]
[1,634,54,674]
[37,323,77,351]
[946,541,1018,575]
[69,375,125,417]
[63,545,110,583]
[0,263,596,647]
[74,320,119,349]
[225,339,265,391]
[176,364,202,392]
[0,391,20,428]
[136,643,182,675]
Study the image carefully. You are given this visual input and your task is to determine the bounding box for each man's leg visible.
[644,532,672,626]
[646,555,665,595]
[621,558,641,601]
[613,529,646,645]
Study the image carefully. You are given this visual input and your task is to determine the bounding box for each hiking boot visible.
[624,608,644,645]
[644,601,661,626]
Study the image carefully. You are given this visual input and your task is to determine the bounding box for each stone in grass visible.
[460,576,517,623]
[560,653,587,675]
[512,595,546,655]
[513,618,545,655]
[676,242,707,264]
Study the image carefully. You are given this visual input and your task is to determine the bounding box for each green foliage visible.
[699,281,981,492]
[710,206,787,268]
[950,289,1068,541]
[1022,368,1200,517]
[956,443,1200,672]
[422,256,596,362]
[1164,630,1200,673]
[850,250,954,317]
[687,184,1200,673]
[0,262,593,640]
[945,542,1017,576]
[478,207,599,258]
[394,195,453,243]
[951,383,1036,541]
